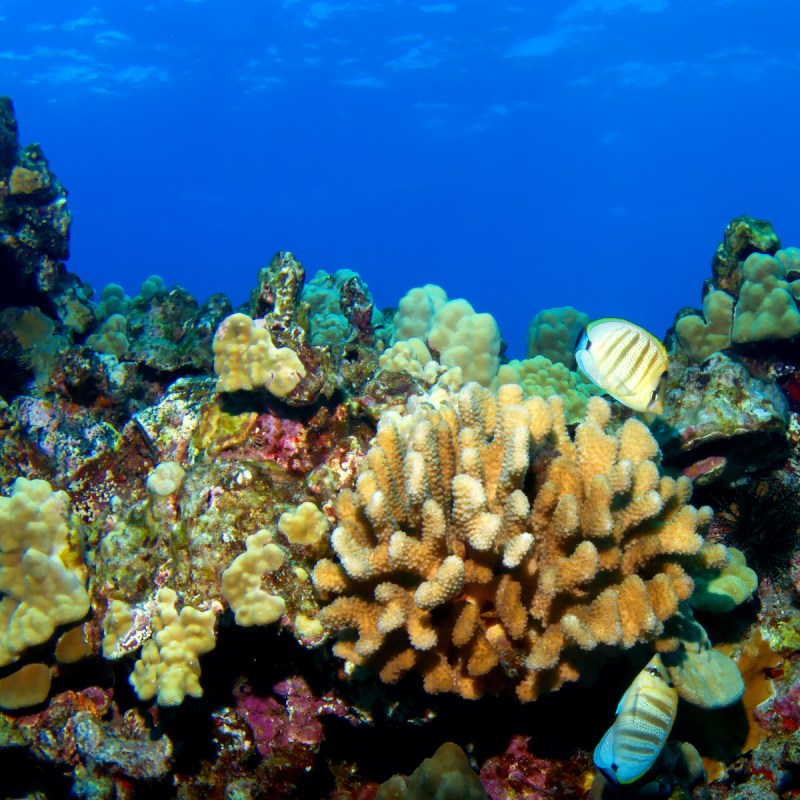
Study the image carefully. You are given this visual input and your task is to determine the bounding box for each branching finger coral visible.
[313,384,726,701]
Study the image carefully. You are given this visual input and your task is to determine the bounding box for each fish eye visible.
[647,667,659,676]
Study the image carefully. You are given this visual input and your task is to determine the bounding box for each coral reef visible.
[711,215,781,298]
[653,350,789,485]
[708,471,800,583]
[0,98,94,335]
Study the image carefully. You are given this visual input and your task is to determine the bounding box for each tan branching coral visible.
[313,384,723,701]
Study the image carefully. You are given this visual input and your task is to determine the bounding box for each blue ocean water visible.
[2,0,798,358]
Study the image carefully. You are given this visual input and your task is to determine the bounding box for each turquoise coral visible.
[525,306,589,369]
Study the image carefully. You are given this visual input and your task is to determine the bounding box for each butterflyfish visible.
[575,318,668,414]
[593,654,678,785]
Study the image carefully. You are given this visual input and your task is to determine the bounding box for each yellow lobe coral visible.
[146,461,186,496]
[0,478,90,667]
[732,251,800,342]
[427,300,502,387]
[378,338,437,382]
[212,312,306,397]
[221,530,287,626]
[313,384,720,701]
[278,502,330,546]
[675,290,734,362]
[129,587,216,707]
[0,663,51,710]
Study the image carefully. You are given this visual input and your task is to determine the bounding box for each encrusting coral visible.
[313,384,729,701]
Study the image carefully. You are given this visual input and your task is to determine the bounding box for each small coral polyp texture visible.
[313,384,721,701]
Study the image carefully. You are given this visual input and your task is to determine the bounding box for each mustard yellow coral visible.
[221,530,287,626]
[212,312,306,397]
[675,290,735,362]
[278,502,330,546]
[0,479,89,667]
[313,385,719,701]
[129,588,216,707]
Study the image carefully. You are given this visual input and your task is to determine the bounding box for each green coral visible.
[689,546,758,614]
[302,269,389,348]
[86,313,130,359]
[661,603,746,708]
[495,355,601,424]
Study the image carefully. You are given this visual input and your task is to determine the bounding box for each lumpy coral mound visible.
[313,383,723,701]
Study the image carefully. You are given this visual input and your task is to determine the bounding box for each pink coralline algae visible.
[241,412,309,471]
[681,454,728,484]
[8,687,112,765]
[479,735,592,800]
[755,655,800,734]
[233,676,359,759]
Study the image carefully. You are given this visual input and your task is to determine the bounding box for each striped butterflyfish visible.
[593,654,678,784]
[575,318,668,414]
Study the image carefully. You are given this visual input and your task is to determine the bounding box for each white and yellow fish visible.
[593,653,678,784]
[575,318,668,414]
